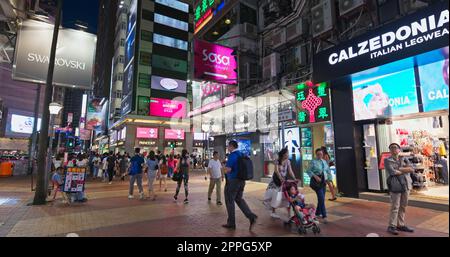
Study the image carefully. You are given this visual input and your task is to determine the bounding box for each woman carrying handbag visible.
[263,148,297,219]
[306,148,333,224]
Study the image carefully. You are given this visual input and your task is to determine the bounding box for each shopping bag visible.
[97,169,103,178]
[270,190,283,208]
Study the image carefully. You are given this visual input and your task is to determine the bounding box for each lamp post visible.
[33,0,63,205]
[45,103,63,192]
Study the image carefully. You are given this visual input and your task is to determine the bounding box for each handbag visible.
[310,173,326,191]
[172,171,182,182]
[387,175,407,193]
[270,190,283,208]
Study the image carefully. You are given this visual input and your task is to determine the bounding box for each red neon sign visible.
[301,82,322,123]
[195,9,213,29]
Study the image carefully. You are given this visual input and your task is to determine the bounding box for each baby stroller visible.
[282,180,321,235]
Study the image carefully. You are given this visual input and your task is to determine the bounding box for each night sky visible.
[62,0,99,34]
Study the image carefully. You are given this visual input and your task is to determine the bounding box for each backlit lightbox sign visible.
[164,129,185,140]
[313,2,449,82]
[136,127,158,139]
[11,114,41,134]
[417,47,449,112]
[149,98,186,118]
[151,75,187,93]
[296,81,331,124]
[194,40,237,84]
[351,58,419,121]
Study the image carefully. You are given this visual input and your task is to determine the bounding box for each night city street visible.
[0,0,448,251]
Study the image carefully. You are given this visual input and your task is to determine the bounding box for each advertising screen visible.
[122,0,137,116]
[165,129,185,140]
[149,98,186,118]
[417,47,449,112]
[86,98,107,132]
[194,40,237,84]
[136,127,158,139]
[351,58,419,121]
[280,127,301,162]
[10,114,41,134]
[151,75,187,93]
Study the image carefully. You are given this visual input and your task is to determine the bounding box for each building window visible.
[120,39,125,47]
[154,13,188,31]
[116,91,122,99]
[141,30,152,42]
[140,51,152,66]
[153,33,188,51]
[138,73,151,88]
[117,73,123,81]
[142,9,153,21]
[155,0,189,13]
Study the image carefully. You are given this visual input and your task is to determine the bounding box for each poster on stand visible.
[63,167,86,193]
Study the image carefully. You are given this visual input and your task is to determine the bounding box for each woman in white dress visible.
[263,148,297,219]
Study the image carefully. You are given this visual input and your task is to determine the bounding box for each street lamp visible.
[45,102,63,194]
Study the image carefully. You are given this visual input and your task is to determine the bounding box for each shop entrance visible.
[299,123,336,187]
[364,113,449,201]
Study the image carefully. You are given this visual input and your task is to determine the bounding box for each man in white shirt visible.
[207,151,224,205]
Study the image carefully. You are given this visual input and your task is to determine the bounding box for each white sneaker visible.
[108,182,112,185]
[128,195,134,199]
[270,213,281,219]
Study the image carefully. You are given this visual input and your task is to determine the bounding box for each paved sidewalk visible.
[0,172,448,237]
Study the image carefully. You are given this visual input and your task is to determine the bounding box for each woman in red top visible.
[168,154,175,178]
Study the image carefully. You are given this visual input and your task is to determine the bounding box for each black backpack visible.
[237,154,254,180]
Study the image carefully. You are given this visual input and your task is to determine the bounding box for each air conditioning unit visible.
[339,0,365,17]
[286,18,308,42]
[399,0,428,15]
[262,53,280,80]
[311,0,336,38]
[272,28,286,49]
[241,23,257,39]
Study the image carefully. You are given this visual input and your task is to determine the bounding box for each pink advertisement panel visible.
[149,98,186,118]
[164,129,185,140]
[136,127,158,139]
[194,40,237,84]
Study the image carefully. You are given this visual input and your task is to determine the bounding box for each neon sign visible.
[296,81,331,124]
[194,0,226,34]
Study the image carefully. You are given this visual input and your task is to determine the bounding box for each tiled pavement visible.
[0,172,448,237]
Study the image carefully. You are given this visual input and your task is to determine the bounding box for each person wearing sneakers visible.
[128,148,145,200]
[385,143,415,235]
[174,149,190,204]
[223,140,258,231]
[146,151,159,201]
[207,151,224,205]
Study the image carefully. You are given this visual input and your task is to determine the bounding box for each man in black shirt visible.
[107,151,117,184]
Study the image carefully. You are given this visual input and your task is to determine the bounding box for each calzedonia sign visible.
[313,2,449,82]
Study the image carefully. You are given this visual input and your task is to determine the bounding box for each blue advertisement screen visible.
[351,58,419,121]
[417,47,449,112]
[237,139,251,157]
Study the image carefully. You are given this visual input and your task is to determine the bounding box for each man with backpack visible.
[128,148,145,200]
[223,140,258,231]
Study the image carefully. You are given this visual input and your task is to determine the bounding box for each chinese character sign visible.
[296,82,331,124]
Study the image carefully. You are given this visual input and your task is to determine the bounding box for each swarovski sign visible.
[313,2,449,82]
[13,20,96,89]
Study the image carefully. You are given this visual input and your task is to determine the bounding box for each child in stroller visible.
[283,180,320,235]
